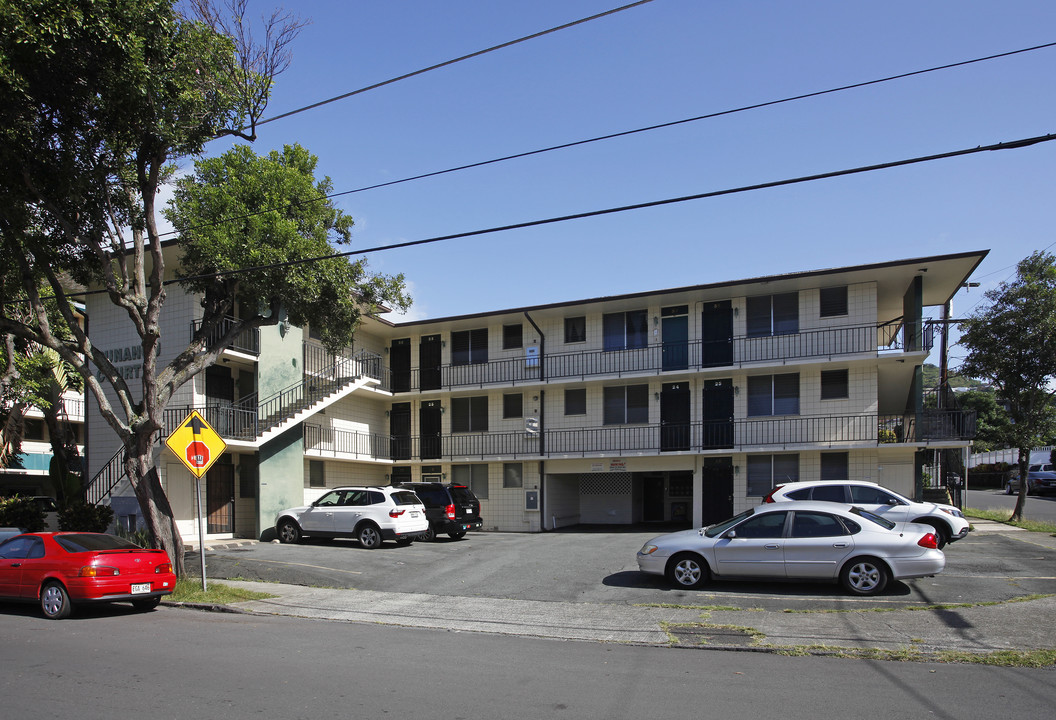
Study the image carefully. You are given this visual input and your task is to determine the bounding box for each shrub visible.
[0,496,46,532]
[116,525,157,549]
[58,502,115,533]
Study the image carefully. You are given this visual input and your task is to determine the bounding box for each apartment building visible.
[83,250,984,542]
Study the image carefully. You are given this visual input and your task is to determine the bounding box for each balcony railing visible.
[163,402,260,441]
[191,316,260,356]
[389,321,935,392]
[304,423,392,460]
[376,409,976,462]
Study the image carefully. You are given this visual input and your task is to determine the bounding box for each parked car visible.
[0,532,176,619]
[275,486,428,548]
[393,482,483,541]
[637,501,944,596]
[763,480,970,548]
[1004,465,1056,496]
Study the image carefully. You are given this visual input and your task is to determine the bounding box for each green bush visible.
[0,496,46,532]
[58,502,114,533]
[116,525,156,549]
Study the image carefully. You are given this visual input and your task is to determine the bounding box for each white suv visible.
[763,481,970,548]
[275,486,428,549]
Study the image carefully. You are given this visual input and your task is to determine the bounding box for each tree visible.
[955,389,1012,453]
[0,1,408,573]
[959,251,1056,521]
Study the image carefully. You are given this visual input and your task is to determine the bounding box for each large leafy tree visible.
[0,0,408,573]
[959,251,1056,520]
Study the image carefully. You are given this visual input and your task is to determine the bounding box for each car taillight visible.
[79,566,119,577]
[762,485,784,503]
[445,503,456,519]
[155,563,173,574]
[389,508,406,518]
[917,533,939,549]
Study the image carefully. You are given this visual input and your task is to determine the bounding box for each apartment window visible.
[23,418,46,441]
[820,369,849,400]
[451,328,488,366]
[603,310,648,351]
[820,286,848,317]
[452,396,488,433]
[503,324,523,349]
[746,454,799,496]
[565,388,586,415]
[503,393,523,419]
[452,464,488,499]
[564,316,586,343]
[746,292,798,337]
[821,452,849,481]
[603,385,649,424]
[747,374,800,416]
[503,462,523,488]
[390,466,412,483]
[309,459,325,488]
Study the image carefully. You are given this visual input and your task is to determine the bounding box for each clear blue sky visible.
[200,0,1056,368]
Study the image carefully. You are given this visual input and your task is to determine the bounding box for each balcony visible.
[388,321,934,392]
[190,316,260,356]
[377,409,976,462]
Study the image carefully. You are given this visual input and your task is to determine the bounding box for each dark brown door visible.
[206,464,234,534]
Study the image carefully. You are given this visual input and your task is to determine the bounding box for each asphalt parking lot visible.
[193,522,1056,613]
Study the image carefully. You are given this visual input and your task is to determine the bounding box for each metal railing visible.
[191,316,260,356]
[304,424,392,459]
[83,447,125,505]
[379,409,976,461]
[389,321,935,392]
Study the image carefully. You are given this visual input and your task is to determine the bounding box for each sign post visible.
[164,410,227,591]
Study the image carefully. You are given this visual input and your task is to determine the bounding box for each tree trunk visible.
[127,438,186,576]
[1011,447,1028,522]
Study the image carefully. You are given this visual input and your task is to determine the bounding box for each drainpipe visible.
[524,312,546,528]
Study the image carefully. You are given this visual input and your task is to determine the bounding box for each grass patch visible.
[772,645,1056,666]
[165,577,275,604]
[964,507,1056,535]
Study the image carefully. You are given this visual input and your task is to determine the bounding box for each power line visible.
[172,41,1056,242]
[252,0,658,128]
[165,132,1056,288]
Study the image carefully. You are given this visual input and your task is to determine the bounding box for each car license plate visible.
[410,511,419,517]
[131,583,151,594]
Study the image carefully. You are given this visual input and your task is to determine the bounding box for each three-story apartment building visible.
[83,250,984,542]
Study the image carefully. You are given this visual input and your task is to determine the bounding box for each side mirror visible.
[724,530,737,539]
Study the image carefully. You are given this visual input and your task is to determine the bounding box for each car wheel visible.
[277,519,302,544]
[40,581,72,620]
[665,552,709,589]
[840,557,890,596]
[448,531,467,540]
[357,523,382,549]
[132,596,162,612]
[922,522,949,549]
[419,526,437,542]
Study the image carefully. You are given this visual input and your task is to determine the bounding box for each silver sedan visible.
[637,501,944,596]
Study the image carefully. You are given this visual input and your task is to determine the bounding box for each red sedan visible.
[0,532,176,619]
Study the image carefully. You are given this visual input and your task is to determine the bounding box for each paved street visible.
[185,519,1056,654]
[4,605,1054,720]
[966,488,1056,524]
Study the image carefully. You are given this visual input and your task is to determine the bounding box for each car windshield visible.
[702,509,756,538]
[849,507,896,530]
[55,534,144,553]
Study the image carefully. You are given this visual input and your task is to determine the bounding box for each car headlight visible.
[940,508,964,519]
[639,544,659,556]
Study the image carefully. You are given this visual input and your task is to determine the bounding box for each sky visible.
[196,0,1056,369]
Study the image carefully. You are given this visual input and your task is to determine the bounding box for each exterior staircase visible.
[82,349,384,505]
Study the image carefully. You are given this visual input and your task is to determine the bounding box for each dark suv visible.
[394,482,483,541]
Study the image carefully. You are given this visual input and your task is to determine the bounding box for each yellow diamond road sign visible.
[165,410,227,478]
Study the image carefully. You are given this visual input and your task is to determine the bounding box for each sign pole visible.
[195,475,207,591]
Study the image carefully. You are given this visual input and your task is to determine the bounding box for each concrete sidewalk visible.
[186,520,1056,656]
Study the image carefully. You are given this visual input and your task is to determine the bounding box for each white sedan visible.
[637,501,944,596]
